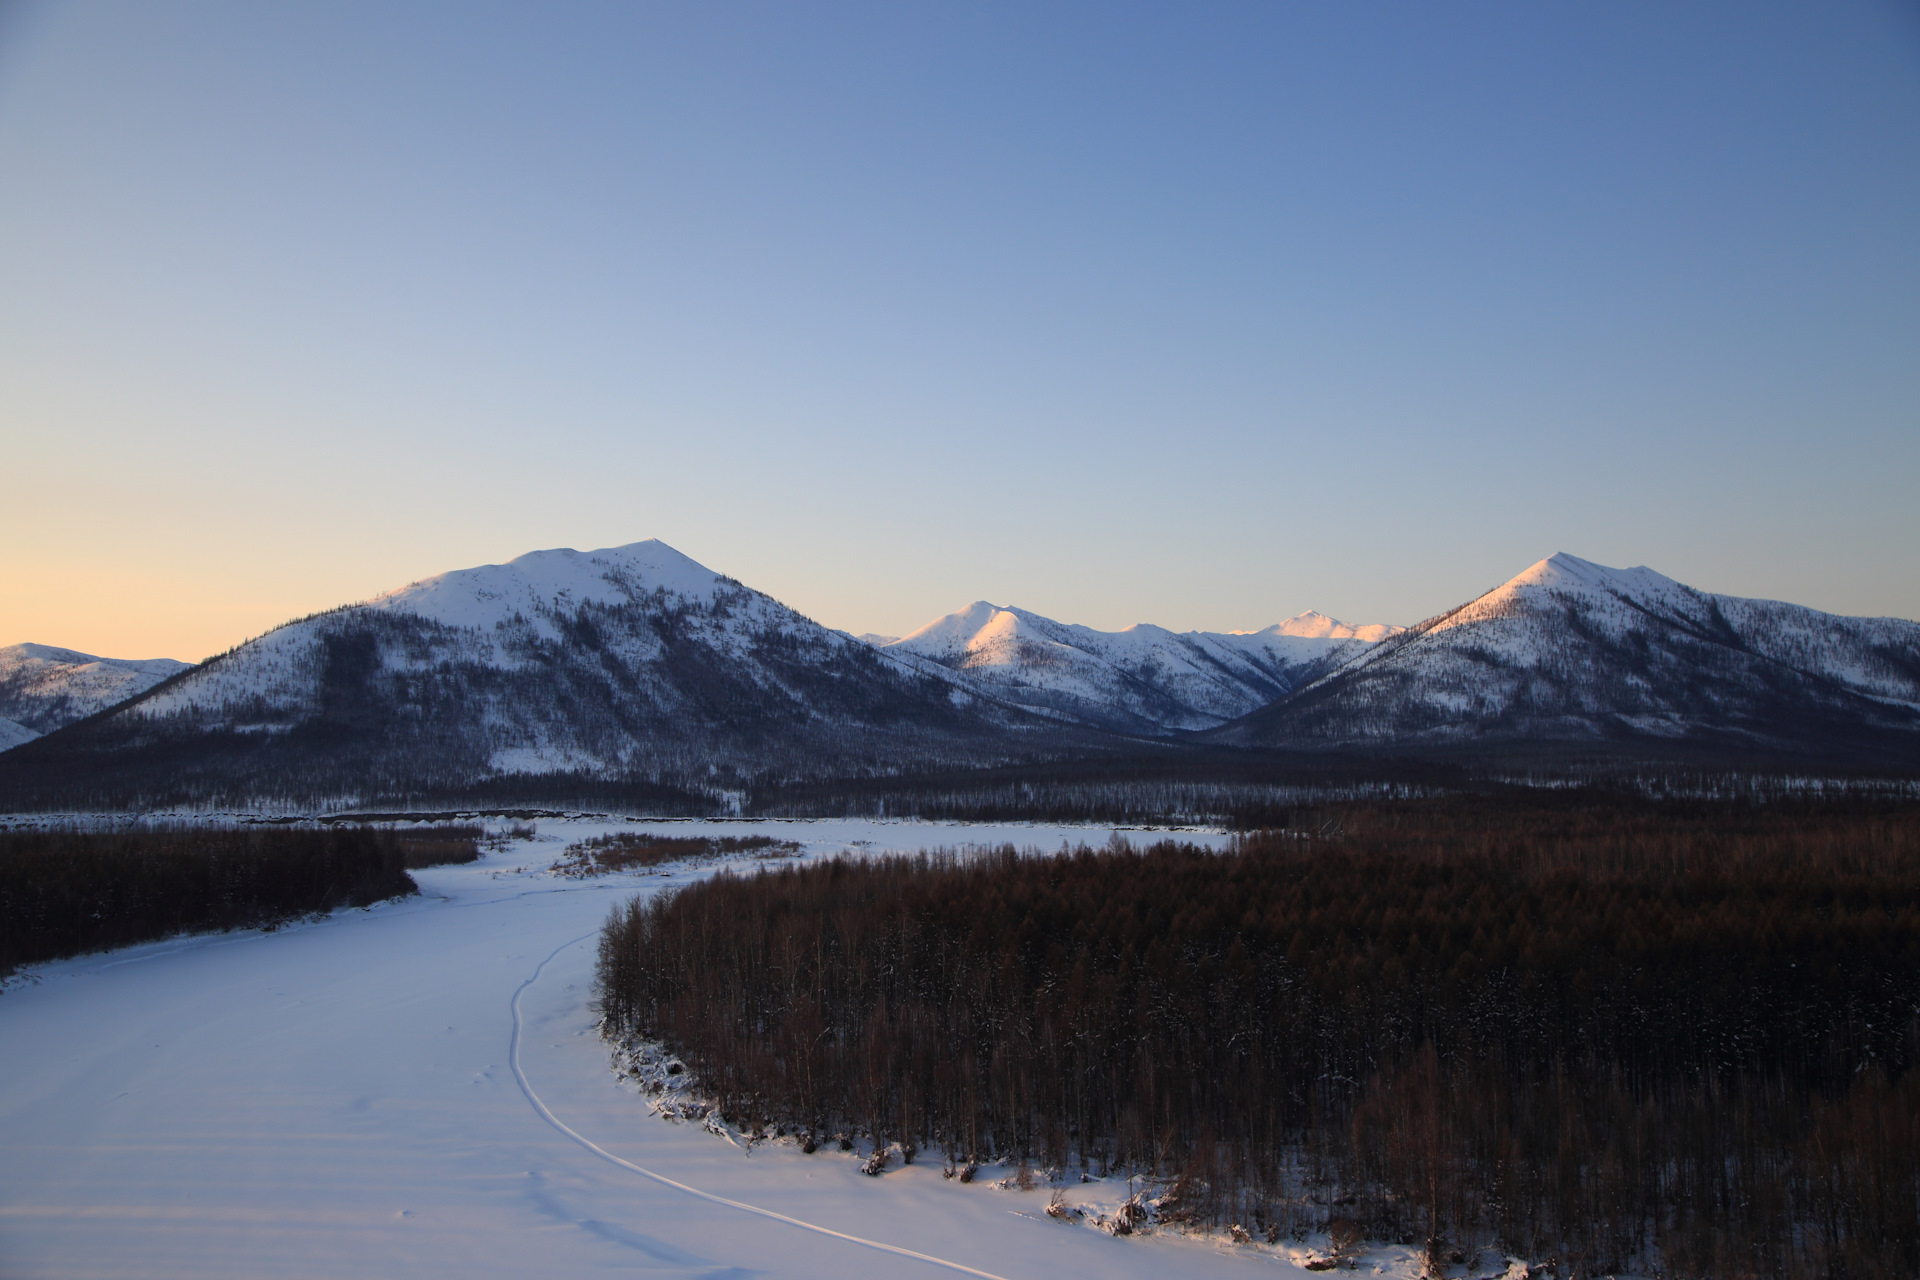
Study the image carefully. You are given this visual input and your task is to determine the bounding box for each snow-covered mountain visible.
[880,603,1401,734]
[0,542,1062,809]
[0,644,191,747]
[1209,554,1920,758]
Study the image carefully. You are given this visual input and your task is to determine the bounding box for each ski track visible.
[509,931,1014,1280]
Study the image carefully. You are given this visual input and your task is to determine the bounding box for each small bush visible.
[551,831,798,877]
[393,826,483,868]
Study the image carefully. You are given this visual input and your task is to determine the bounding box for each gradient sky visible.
[3,1,1917,661]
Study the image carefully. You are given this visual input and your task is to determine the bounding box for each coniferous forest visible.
[0,825,477,976]
[597,796,1920,1278]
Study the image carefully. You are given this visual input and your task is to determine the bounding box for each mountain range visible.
[874,604,1398,734]
[2,541,1916,810]
[0,542,1069,809]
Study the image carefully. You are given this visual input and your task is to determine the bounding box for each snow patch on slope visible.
[0,716,39,751]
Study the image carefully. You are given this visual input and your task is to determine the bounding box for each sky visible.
[2,1,1916,661]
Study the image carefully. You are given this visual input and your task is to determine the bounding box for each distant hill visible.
[1206,553,1920,764]
[0,644,191,746]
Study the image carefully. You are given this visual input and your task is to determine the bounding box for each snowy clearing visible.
[0,817,1443,1279]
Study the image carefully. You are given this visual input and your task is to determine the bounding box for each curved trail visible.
[509,934,1013,1280]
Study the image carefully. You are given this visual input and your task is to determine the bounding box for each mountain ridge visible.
[0,644,193,743]
[0,541,1091,809]
[879,602,1403,734]
[1208,552,1920,760]
[5,544,1916,810]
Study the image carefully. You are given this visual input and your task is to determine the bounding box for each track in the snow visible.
[508,933,1013,1280]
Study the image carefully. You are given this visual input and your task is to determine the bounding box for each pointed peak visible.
[1501,553,1686,600]
[892,601,1010,648]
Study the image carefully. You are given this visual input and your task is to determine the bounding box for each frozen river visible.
[0,817,1422,1279]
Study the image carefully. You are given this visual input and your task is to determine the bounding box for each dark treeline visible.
[745,752,1919,827]
[742,751,1460,825]
[599,796,1920,1278]
[1,825,476,975]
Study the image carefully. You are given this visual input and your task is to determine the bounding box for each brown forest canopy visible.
[0,825,479,975]
[598,796,1920,1279]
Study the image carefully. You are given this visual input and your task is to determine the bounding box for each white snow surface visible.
[0,643,191,739]
[885,603,1401,732]
[368,540,730,631]
[0,817,1444,1280]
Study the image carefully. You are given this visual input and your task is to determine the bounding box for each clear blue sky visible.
[3,1,1916,658]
